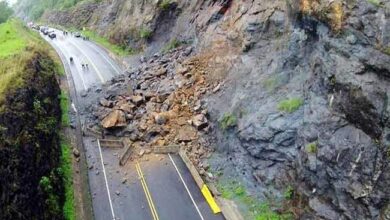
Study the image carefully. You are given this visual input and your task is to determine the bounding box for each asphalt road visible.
[43,29,225,220]
[47,30,121,92]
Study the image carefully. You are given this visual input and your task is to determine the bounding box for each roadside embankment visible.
[0,20,75,220]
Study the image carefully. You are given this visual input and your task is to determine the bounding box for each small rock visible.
[139,149,145,156]
[176,66,189,75]
[131,95,144,105]
[154,113,167,125]
[206,172,213,178]
[73,148,80,158]
[183,47,193,56]
[88,165,94,170]
[212,83,221,93]
[115,191,120,196]
[95,171,100,175]
[99,99,112,107]
[346,35,357,45]
[122,178,127,184]
[155,68,167,77]
[192,114,208,130]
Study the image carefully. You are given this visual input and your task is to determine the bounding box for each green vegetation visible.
[0,19,41,102]
[277,98,303,113]
[219,112,237,130]
[0,21,27,58]
[59,91,70,126]
[387,145,390,159]
[367,0,382,7]
[383,47,390,56]
[218,181,293,220]
[139,27,153,40]
[39,139,74,219]
[60,138,75,220]
[0,19,75,219]
[0,19,65,102]
[159,0,172,10]
[306,142,318,154]
[284,186,294,200]
[162,38,182,53]
[16,0,91,20]
[80,30,134,56]
[39,175,62,216]
[0,1,13,24]
[263,76,281,92]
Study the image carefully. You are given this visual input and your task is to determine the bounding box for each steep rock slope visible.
[39,0,390,219]
[0,21,65,219]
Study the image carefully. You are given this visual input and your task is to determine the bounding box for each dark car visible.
[32,25,40,31]
[41,28,49,35]
[74,32,81,37]
[49,33,56,39]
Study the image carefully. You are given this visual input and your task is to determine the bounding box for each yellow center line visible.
[136,162,160,220]
[135,164,156,220]
[136,165,156,220]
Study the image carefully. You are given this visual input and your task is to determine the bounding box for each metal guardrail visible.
[153,145,180,154]
[119,139,133,166]
[99,139,124,148]
[83,126,102,138]
[178,149,244,220]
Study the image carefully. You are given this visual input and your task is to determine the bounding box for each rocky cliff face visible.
[0,52,64,219]
[44,0,389,219]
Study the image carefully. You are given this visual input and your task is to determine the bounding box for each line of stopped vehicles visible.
[31,24,87,40]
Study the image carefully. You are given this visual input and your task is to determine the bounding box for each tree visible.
[0,1,13,23]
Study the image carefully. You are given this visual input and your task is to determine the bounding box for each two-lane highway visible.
[48,30,121,91]
[43,29,225,220]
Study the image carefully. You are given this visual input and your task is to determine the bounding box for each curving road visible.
[43,29,225,220]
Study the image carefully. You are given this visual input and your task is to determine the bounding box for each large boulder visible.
[101,110,127,129]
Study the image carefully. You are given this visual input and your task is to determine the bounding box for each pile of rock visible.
[85,46,216,163]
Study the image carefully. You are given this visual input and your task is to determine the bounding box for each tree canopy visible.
[0,1,13,24]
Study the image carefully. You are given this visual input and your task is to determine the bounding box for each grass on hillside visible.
[277,98,303,113]
[80,30,134,56]
[217,181,293,220]
[0,21,26,58]
[367,0,382,7]
[162,38,182,53]
[0,20,65,102]
[60,138,75,220]
[59,91,70,126]
[219,112,237,130]
[0,19,75,219]
[0,20,36,102]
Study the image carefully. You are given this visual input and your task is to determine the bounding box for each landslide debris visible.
[82,46,216,164]
[28,0,390,219]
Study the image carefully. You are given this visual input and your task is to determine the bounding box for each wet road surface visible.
[43,29,225,220]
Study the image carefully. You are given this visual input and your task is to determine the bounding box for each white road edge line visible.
[168,153,205,220]
[48,36,88,91]
[56,38,88,90]
[97,139,116,220]
[85,42,121,75]
[68,40,105,83]
[71,103,78,113]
